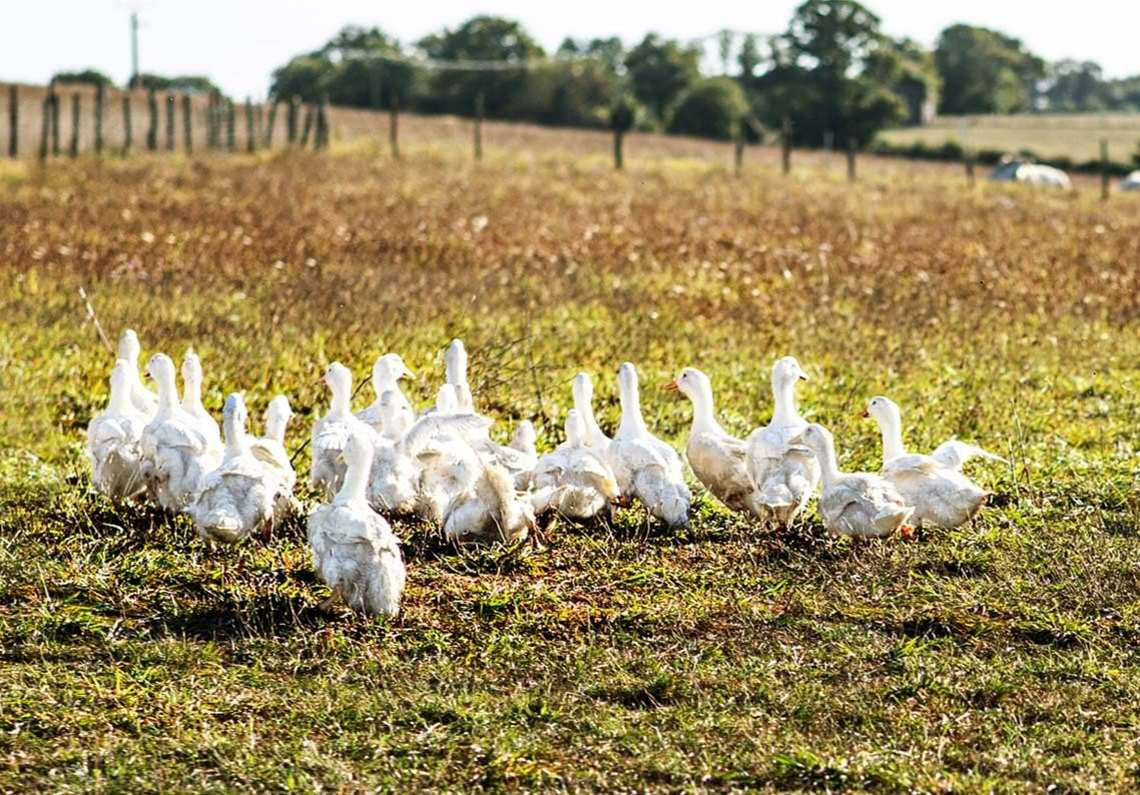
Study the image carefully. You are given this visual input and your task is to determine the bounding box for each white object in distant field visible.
[1121,171,1140,192]
[989,156,1072,190]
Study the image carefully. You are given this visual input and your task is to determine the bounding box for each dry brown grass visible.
[2,137,1140,791]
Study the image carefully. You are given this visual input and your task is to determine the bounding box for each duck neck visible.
[329,385,351,418]
[771,380,802,428]
[224,417,251,459]
[266,415,287,444]
[108,376,134,414]
[182,377,204,414]
[815,441,841,488]
[619,381,647,436]
[689,387,721,436]
[336,446,372,505]
[155,375,180,416]
[880,417,906,462]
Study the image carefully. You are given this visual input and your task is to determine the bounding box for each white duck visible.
[745,356,820,527]
[791,423,914,538]
[140,353,221,511]
[355,353,416,438]
[572,372,610,451]
[86,360,149,500]
[530,409,620,521]
[865,396,995,528]
[180,349,222,457]
[668,367,759,516]
[249,395,298,517]
[445,338,476,413]
[306,430,406,617]
[606,362,691,529]
[368,398,491,516]
[189,394,278,544]
[311,363,377,500]
[117,329,158,416]
[476,420,538,489]
[443,461,536,544]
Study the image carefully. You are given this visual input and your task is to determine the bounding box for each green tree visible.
[623,34,701,124]
[132,73,220,94]
[269,26,414,108]
[754,0,907,147]
[935,25,1045,114]
[1045,60,1107,112]
[270,56,332,103]
[51,69,113,87]
[418,16,544,117]
[667,77,748,140]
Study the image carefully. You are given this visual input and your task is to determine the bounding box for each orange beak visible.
[663,381,680,393]
[859,409,869,418]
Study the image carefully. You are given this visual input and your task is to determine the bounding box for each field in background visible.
[2,132,1140,790]
[879,113,1140,163]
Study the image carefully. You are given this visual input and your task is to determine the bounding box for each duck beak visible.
[663,381,679,393]
[798,372,809,382]
[401,367,416,380]
[860,409,869,419]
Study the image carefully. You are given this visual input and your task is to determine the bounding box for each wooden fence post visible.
[39,93,51,161]
[94,83,104,154]
[182,95,192,153]
[165,94,175,151]
[315,95,329,149]
[781,116,792,175]
[389,96,400,159]
[264,102,277,148]
[299,104,314,148]
[69,93,81,158]
[474,91,484,161]
[1101,139,1110,201]
[847,137,857,182]
[50,88,60,156]
[245,97,256,153]
[146,89,158,151]
[965,150,976,187]
[254,103,264,148]
[8,85,17,158]
[226,99,236,151]
[823,130,834,152]
[733,116,745,177]
[287,96,299,146]
[121,93,132,156]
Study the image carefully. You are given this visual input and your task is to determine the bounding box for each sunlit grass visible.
[1,143,1139,790]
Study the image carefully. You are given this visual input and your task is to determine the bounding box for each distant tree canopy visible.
[667,78,748,140]
[622,35,702,122]
[130,73,221,94]
[264,8,1140,146]
[51,69,113,88]
[935,25,1044,114]
[745,0,913,147]
[417,16,545,116]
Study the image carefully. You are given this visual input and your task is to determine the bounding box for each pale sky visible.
[2,1,1136,99]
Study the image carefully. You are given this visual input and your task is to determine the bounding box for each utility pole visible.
[130,11,140,88]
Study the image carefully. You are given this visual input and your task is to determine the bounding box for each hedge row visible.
[869,138,1137,177]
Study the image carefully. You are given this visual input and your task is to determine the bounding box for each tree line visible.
[52,0,1140,148]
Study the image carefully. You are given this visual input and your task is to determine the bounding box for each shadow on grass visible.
[148,592,329,641]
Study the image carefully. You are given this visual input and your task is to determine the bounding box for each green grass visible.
[1,147,1140,790]
[879,113,1140,164]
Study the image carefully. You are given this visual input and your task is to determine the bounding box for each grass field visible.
[2,138,1140,791]
[878,113,1140,164]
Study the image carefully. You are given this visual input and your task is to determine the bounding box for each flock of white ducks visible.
[86,332,1007,618]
